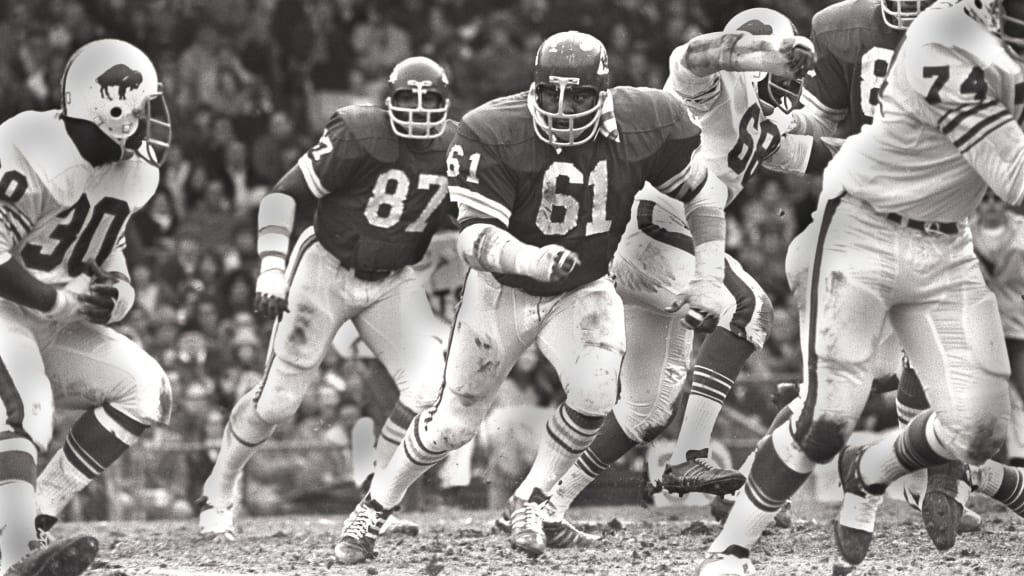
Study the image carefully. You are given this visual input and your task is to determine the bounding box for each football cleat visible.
[509,489,546,557]
[661,449,746,496]
[695,545,756,575]
[834,445,883,567]
[921,461,970,551]
[542,511,602,549]
[379,515,420,537]
[334,496,394,565]
[7,535,99,576]
[901,482,982,533]
[494,495,516,533]
[197,496,237,542]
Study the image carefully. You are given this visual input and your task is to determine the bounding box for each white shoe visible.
[695,545,756,575]
[380,514,419,537]
[197,496,237,541]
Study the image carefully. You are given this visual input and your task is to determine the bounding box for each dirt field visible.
[67,497,1023,576]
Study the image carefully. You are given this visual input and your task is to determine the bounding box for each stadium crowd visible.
[3,0,826,519]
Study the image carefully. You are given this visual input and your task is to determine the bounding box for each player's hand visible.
[534,245,580,283]
[39,285,86,323]
[80,262,134,324]
[254,268,289,319]
[664,278,729,332]
[775,35,816,79]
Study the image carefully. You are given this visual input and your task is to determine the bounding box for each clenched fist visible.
[530,245,580,283]
[664,277,730,332]
[776,35,816,79]
[254,268,289,319]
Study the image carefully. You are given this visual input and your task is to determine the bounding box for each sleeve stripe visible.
[954,109,1013,150]
[449,185,511,225]
[937,101,974,127]
[687,75,721,104]
[939,100,999,135]
[297,154,330,199]
[1,204,32,233]
[959,116,1014,154]
[655,163,708,203]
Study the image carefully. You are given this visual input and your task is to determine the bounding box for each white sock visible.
[514,404,601,501]
[546,452,607,520]
[670,396,724,464]
[203,421,266,507]
[0,480,36,575]
[35,451,91,517]
[709,490,777,553]
[370,413,448,509]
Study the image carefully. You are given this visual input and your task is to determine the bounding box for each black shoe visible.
[661,449,745,496]
[333,496,393,565]
[7,535,99,576]
[834,446,883,566]
[921,461,969,551]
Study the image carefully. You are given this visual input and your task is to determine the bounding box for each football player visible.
[332,30,732,564]
[520,7,822,544]
[0,39,172,575]
[699,1,1024,573]
[197,56,456,541]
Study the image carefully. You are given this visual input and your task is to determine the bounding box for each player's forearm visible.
[458,223,544,276]
[0,257,58,311]
[99,247,131,283]
[682,171,728,281]
[257,192,297,273]
[790,105,843,138]
[673,32,790,77]
[763,134,836,175]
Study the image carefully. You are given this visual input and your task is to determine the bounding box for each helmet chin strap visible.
[62,116,124,166]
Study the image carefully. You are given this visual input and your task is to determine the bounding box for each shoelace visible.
[511,501,542,534]
[344,505,378,541]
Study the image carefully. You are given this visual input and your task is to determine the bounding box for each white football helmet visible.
[880,1,935,30]
[724,8,803,112]
[61,39,171,167]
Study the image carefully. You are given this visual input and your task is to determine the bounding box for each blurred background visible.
[0,0,898,521]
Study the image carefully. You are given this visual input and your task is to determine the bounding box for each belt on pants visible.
[884,213,959,235]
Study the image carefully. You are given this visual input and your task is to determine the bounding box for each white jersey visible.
[827,2,1024,221]
[0,110,159,287]
[665,54,786,199]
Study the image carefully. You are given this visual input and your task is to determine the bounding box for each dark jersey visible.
[448,86,704,296]
[296,106,457,272]
[804,0,902,135]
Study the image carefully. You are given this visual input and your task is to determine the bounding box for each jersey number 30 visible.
[22,195,130,276]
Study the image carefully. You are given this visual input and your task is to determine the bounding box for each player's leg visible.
[201,233,352,536]
[1006,339,1024,466]
[353,268,445,485]
[0,303,56,574]
[335,269,531,564]
[36,322,171,532]
[701,196,886,574]
[664,255,772,495]
[511,278,624,548]
[542,298,690,547]
[875,276,1010,552]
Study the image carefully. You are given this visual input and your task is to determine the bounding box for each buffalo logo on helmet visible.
[737,19,774,35]
[96,64,143,100]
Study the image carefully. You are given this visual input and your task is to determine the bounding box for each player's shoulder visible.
[324,104,400,163]
[610,86,689,134]
[459,92,534,147]
[905,2,1014,71]
[813,0,899,58]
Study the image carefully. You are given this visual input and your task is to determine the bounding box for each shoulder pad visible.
[460,93,535,148]
[612,87,696,162]
[329,105,399,164]
[907,4,1007,67]
[813,0,899,62]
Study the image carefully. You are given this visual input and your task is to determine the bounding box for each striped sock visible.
[547,415,635,519]
[514,404,603,501]
[860,411,951,488]
[36,404,146,517]
[670,328,755,464]
[713,426,812,551]
[373,401,416,479]
[371,413,449,509]
[975,461,1024,516]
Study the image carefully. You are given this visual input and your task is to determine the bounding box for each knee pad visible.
[229,387,277,444]
[272,307,333,371]
[107,353,172,427]
[253,356,318,425]
[421,396,483,453]
[565,343,625,418]
[937,407,1008,465]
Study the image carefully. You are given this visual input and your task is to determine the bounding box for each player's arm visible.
[253,166,301,319]
[669,31,815,81]
[447,126,578,284]
[908,44,1024,205]
[762,133,839,175]
[0,188,84,320]
[77,240,136,325]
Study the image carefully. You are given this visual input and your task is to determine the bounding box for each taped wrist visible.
[460,223,544,276]
[764,134,813,174]
[109,280,135,324]
[258,193,296,273]
[687,205,726,281]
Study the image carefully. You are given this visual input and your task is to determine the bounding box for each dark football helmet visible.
[724,8,804,113]
[528,31,610,147]
[880,1,936,30]
[385,56,450,139]
[1002,0,1024,53]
